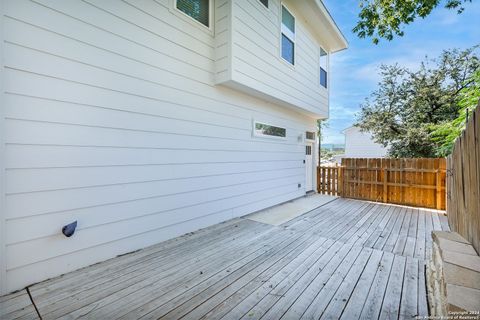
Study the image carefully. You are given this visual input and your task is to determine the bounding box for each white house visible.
[0,0,347,294]
[340,126,388,159]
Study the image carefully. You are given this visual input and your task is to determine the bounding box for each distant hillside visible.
[321,143,345,151]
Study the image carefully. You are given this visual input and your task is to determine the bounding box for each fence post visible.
[332,167,337,196]
[383,168,388,203]
[326,168,330,195]
[321,167,326,193]
[317,167,321,193]
[436,169,442,210]
[338,165,343,197]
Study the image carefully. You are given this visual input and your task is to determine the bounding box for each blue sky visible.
[322,0,480,145]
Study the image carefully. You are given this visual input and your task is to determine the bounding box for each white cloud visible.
[328,104,358,121]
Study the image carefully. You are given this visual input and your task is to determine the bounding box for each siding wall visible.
[214,0,231,83]
[344,127,387,158]
[0,0,318,294]
[0,0,7,296]
[217,0,329,117]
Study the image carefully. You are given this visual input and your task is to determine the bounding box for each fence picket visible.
[447,103,479,253]
[317,158,446,210]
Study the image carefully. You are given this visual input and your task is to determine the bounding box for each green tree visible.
[317,119,329,140]
[356,47,479,157]
[430,69,480,156]
[354,0,473,44]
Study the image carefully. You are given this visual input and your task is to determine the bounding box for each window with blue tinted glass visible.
[320,47,328,87]
[281,5,295,65]
[320,68,327,88]
[282,34,294,65]
[282,6,295,33]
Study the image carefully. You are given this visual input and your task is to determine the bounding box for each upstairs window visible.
[281,5,295,65]
[176,0,210,27]
[320,47,328,88]
[306,131,316,141]
[259,0,268,8]
[254,122,287,139]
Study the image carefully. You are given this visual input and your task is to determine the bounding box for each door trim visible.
[305,142,314,192]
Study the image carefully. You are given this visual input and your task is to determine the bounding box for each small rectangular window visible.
[306,146,312,155]
[320,47,328,88]
[281,34,294,65]
[254,122,287,138]
[282,6,295,33]
[176,0,210,27]
[306,131,316,141]
[281,5,295,65]
[259,0,268,8]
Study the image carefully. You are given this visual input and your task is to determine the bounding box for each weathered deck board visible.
[286,245,366,320]
[380,255,406,319]
[199,239,336,320]
[338,249,385,319]
[0,290,38,320]
[399,257,420,320]
[1,198,445,319]
[358,251,396,319]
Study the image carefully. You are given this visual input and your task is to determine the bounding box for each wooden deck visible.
[1,198,450,320]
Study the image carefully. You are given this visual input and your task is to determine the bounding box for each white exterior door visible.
[305,143,314,191]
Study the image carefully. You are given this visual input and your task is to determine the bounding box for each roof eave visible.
[309,0,348,53]
[312,0,348,53]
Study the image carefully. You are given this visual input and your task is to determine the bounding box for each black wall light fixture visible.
[62,221,77,237]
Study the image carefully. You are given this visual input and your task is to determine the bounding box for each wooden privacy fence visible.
[317,166,341,195]
[447,104,479,253]
[318,158,446,210]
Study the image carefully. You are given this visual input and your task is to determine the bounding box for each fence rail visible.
[318,158,446,210]
[447,104,479,253]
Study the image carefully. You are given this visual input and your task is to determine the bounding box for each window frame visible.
[253,120,287,140]
[319,47,329,88]
[305,131,316,141]
[305,145,312,155]
[280,3,296,66]
[259,0,269,9]
[173,0,214,32]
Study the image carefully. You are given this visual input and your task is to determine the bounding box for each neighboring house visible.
[0,0,347,294]
[334,126,387,162]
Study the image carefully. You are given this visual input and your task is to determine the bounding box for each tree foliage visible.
[430,69,480,156]
[356,47,479,158]
[317,119,329,140]
[353,0,473,44]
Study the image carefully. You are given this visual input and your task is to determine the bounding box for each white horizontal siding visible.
[0,0,7,295]
[5,186,294,295]
[214,0,231,82]
[344,127,388,158]
[1,0,317,293]
[6,170,304,244]
[226,0,328,116]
